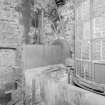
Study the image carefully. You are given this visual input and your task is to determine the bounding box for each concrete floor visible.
[24,65,105,105]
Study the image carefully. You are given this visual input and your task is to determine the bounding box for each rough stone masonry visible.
[0,0,75,86]
[0,0,23,86]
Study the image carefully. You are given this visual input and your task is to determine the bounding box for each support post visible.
[32,79,36,105]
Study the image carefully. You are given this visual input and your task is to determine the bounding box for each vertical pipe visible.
[67,67,71,84]
[38,9,44,44]
[32,79,36,105]
[81,0,83,78]
[37,12,40,44]
[74,0,76,77]
[22,77,26,105]
[90,0,93,81]
[101,40,103,60]
[41,9,44,44]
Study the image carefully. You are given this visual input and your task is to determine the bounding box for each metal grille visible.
[75,0,105,84]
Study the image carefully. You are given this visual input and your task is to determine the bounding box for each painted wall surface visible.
[94,63,105,84]
[22,45,66,69]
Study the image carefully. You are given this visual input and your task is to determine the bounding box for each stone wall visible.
[0,0,23,86]
[0,0,75,85]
